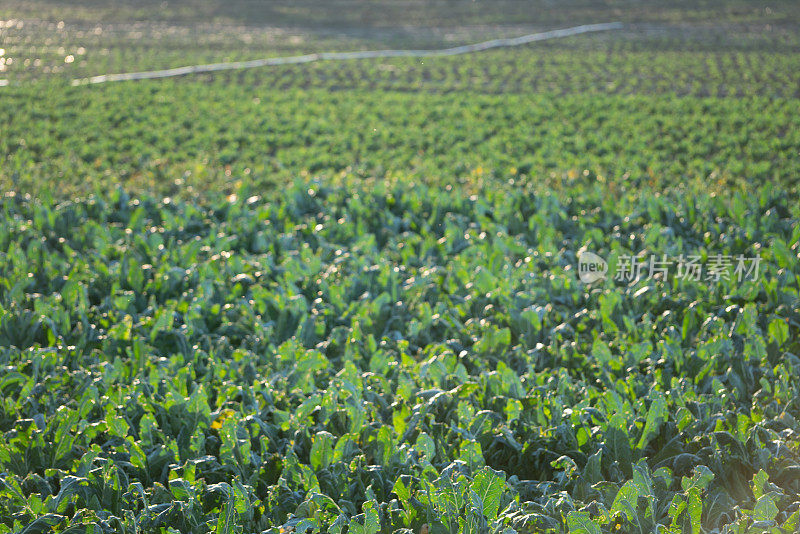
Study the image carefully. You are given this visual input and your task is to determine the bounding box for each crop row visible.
[2,84,799,198]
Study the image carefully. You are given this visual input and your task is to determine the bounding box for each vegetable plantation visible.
[1,1,800,533]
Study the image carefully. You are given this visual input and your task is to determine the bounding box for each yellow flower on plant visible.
[211,408,236,430]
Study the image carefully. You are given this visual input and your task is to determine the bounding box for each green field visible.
[1,1,799,533]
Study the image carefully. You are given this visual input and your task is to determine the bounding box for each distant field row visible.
[5,0,800,28]
[2,21,799,92]
[2,84,798,199]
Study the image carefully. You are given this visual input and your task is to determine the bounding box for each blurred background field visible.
[1,1,798,198]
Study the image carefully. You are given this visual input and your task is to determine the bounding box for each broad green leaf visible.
[605,414,632,470]
[566,511,601,534]
[310,431,335,471]
[752,469,769,500]
[681,466,715,492]
[782,509,800,532]
[637,394,668,449]
[610,480,639,523]
[753,495,779,522]
[687,487,702,534]
[416,432,436,461]
[19,514,65,534]
[215,494,238,534]
[349,500,381,534]
[469,467,506,520]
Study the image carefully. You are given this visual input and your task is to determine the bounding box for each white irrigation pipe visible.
[71,22,622,86]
